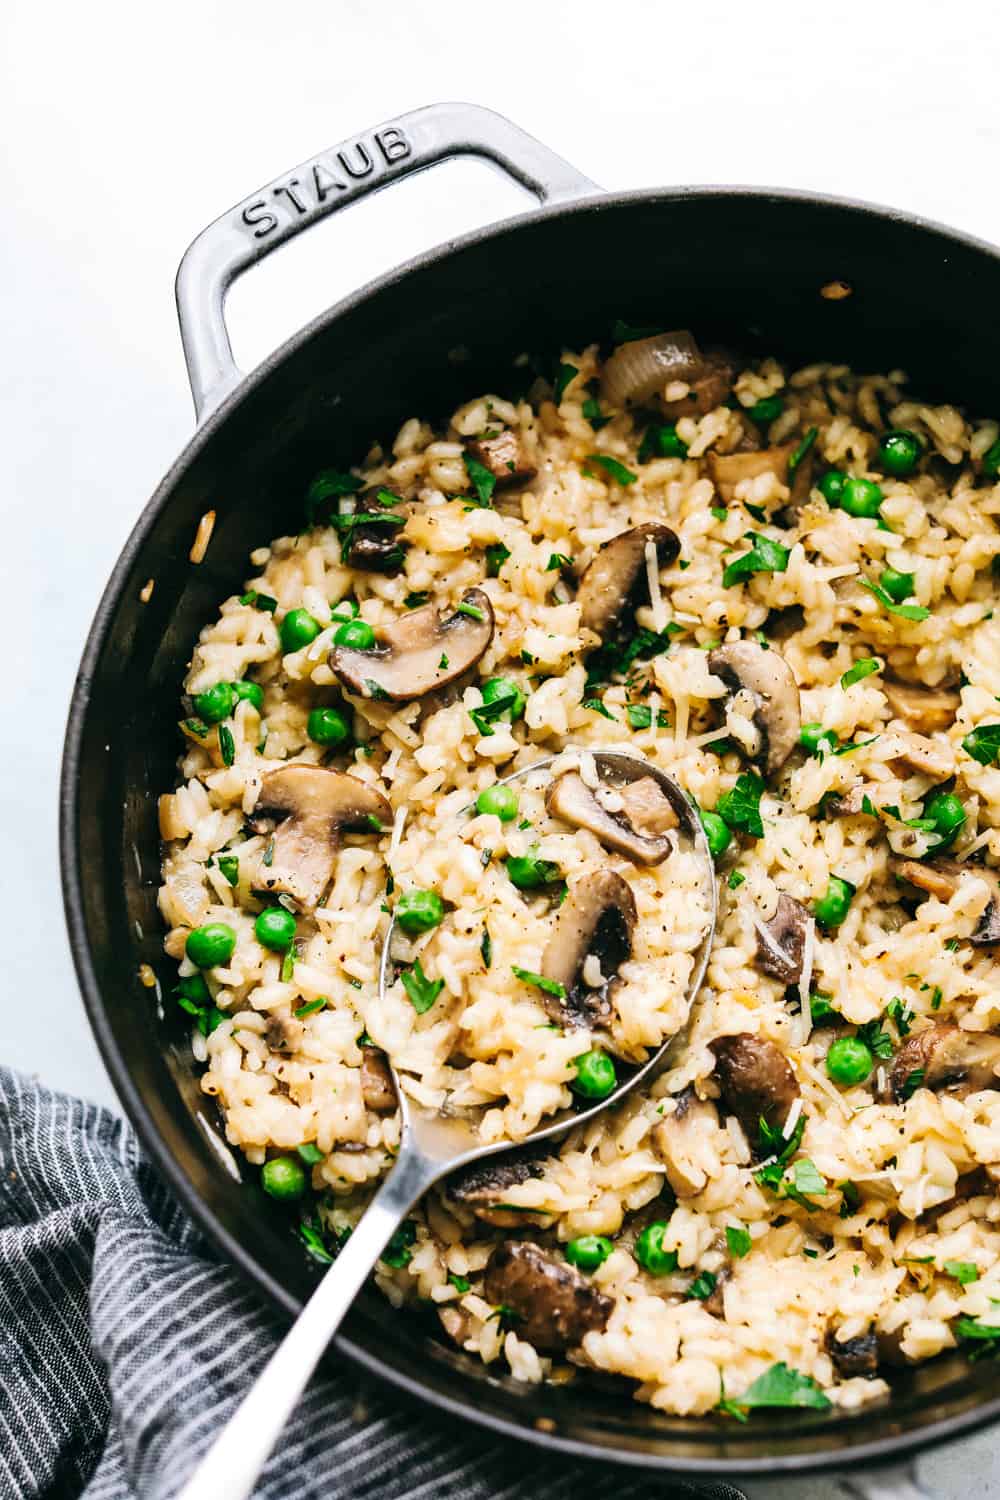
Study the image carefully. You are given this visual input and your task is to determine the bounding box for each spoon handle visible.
[175,1144,442,1500]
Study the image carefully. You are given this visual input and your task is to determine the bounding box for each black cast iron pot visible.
[60,102,1000,1484]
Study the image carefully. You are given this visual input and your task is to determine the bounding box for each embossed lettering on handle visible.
[175,102,599,421]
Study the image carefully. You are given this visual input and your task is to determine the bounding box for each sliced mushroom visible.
[483,1241,613,1351]
[707,443,812,506]
[265,1014,304,1053]
[709,1033,800,1154]
[546,771,674,865]
[702,1266,730,1319]
[447,1152,549,1228]
[466,430,536,489]
[248,766,391,910]
[754,894,812,986]
[826,1327,879,1379]
[619,776,679,837]
[340,491,409,573]
[361,1048,397,1113]
[661,351,735,419]
[540,869,637,1028]
[712,409,762,455]
[824,784,874,818]
[890,731,955,780]
[708,642,801,776]
[576,522,680,637]
[652,1087,720,1198]
[884,678,960,734]
[889,1024,1000,1102]
[330,589,494,702]
[891,858,1000,945]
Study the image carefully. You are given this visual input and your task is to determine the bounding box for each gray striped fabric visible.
[0,1066,748,1500]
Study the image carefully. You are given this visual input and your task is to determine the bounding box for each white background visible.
[3,1,999,1493]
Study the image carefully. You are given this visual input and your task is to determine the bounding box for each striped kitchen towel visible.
[0,1066,748,1500]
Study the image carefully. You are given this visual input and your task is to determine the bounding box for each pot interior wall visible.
[66,190,1000,1468]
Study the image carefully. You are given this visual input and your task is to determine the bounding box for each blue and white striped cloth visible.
[0,1066,749,1499]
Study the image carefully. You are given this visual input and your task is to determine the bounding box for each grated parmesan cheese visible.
[645,540,667,634]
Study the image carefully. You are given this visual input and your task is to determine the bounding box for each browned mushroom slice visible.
[709,1033,800,1154]
[447,1152,549,1228]
[707,443,812,506]
[483,1241,612,1351]
[710,410,762,456]
[340,491,409,573]
[330,589,494,702]
[360,1048,397,1113]
[248,766,391,910]
[824,784,874,818]
[576,522,681,637]
[891,859,1000,945]
[540,869,637,1028]
[702,1266,730,1318]
[889,1024,1000,1102]
[265,1014,304,1053]
[619,776,679,837]
[652,1087,720,1197]
[466,430,536,489]
[754,894,812,985]
[546,772,674,865]
[827,1327,879,1378]
[884,678,960,734]
[708,642,801,776]
[890,731,955,780]
[661,352,735,419]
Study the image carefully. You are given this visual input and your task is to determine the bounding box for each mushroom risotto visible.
[158,328,1000,1418]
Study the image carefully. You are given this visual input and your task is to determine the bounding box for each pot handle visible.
[174,101,600,421]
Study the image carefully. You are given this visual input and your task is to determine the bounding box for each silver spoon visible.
[176,747,717,1500]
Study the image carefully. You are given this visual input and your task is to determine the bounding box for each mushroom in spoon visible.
[174,748,716,1500]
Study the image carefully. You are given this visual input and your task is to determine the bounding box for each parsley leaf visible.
[788,426,818,475]
[726,1225,752,1258]
[838,1180,861,1219]
[218,724,235,767]
[480,926,492,970]
[585,624,681,689]
[511,965,567,999]
[582,697,616,720]
[217,854,239,887]
[584,453,637,487]
[717,773,766,838]
[304,468,363,526]
[297,1142,324,1166]
[484,542,511,577]
[381,1219,417,1269]
[239,590,277,612]
[546,552,574,571]
[627,703,652,730]
[886,997,914,1037]
[963,723,1000,766]
[944,1260,979,1285]
[856,1018,894,1059]
[448,1271,471,1294]
[722,532,790,590]
[470,685,520,738]
[294,998,327,1018]
[298,1214,336,1264]
[404,591,430,609]
[860,578,930,622]
[727,1362,831,1413]
[841,657,881,688]
[899,1067,925,1100]
[956,1313,1000,1359]
[686,1271,718,1301]
[463,452,497,507]
[554,362,578,402]
[401,960,444,1014]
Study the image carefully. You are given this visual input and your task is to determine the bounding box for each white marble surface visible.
[4,0,999,1492]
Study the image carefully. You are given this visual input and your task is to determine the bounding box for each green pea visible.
[505,853,560,890]
[634,1220,678,1276]
[825,1036,874,1086]
[395,889,444,935]
[565,1235,613,1271]
[307,706,351,747]
[186,923,236,968]
[334,618,376,650]
[255,907,297,951]
[879,568,915,603]
[261,1155,308,1200]
[481,676,526,721]
[818,470,846,507]
[924,790,966,851]
[814,876,855,930]
[839,477,884,518]
[799,722,838,756]
[280,608,321,654]
[878,430,922,477]
[476,784,519,821]
[749,395,784,425]
[699,809,731,861]
[571,1049,617,1100]
[983,438,1000,477]
[192,681,236,724]
[231,680,264,712]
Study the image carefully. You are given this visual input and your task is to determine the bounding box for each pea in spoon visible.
[176,746,717,1500]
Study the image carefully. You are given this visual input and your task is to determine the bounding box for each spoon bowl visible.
[176,745,716,1500]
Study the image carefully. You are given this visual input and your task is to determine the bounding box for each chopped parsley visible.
[727,870,746,889]
[582,397,607,428]
[239,590,277,612]
[841,657,881,688]
[721,532,790,590]
[716,773,766,838]
[554,361,578,402]
[582,697,616,720]
[584,453,637,487]
[944,1260,979,1285]
[860,578,930,622]
[218,724,235,767]
[456,601,485,621]
[546,552,574,571]
[304,468,363,526]
[898,1067,925,1100]
[686,1271,718,1301]
[886,997,914,1037]
[463,452,497,507]
[511,966,567,999]
[584,623,681,689]
[711,506,728,523]
[364,680,392,702]
[612,318,663,342]
[717,1362,831,1418]
[962,723,1000,766]
[856,1017,893,1060]
[469,683,521,737]
[447,1272,471,1294]
[480,926,492,969]
[294,998,327,1018]
[296,1142,324,1166]
[956,1312,1000,1359]
[381,1219,417,1269]
[404,591,430,609]
[401,960,444,1014]
[726,1225,752,1259]
[217,855,239,887]
[788,426,818,474]
[183,718,210,739]
[484,542,511,577]
[838,1180,861,1219]
[298,1214,336,1264]
[280,944,296,983]
[438,654,449,670]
